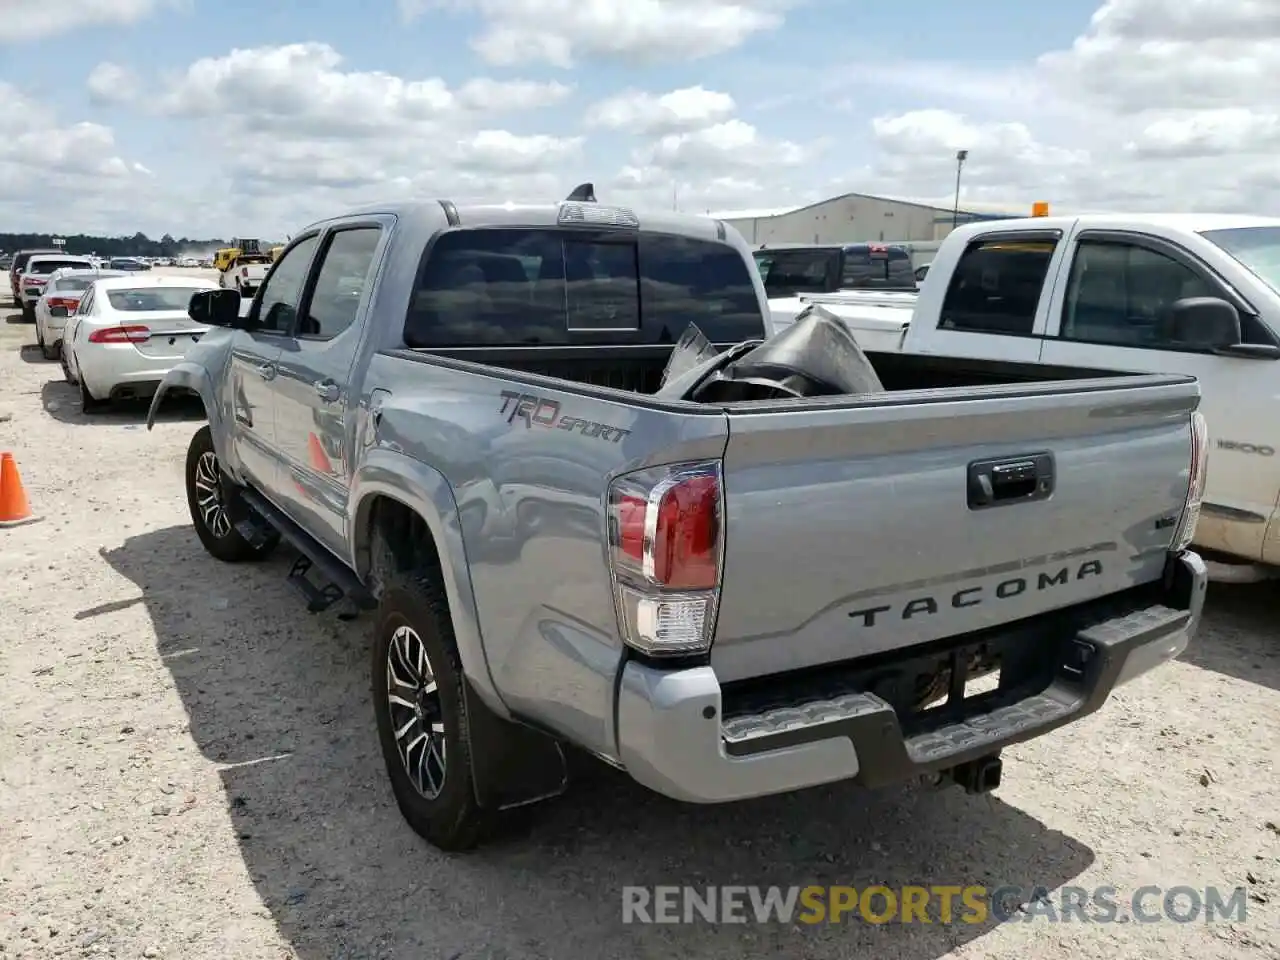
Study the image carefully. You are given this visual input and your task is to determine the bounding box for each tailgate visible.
[711,375,1198,683]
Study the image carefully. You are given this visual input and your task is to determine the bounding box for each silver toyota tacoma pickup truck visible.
[148,185,1209,851]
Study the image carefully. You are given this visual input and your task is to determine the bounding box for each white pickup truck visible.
[772,214,1280,580]
[219,250,272,297]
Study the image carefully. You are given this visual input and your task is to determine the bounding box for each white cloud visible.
[147,43,584,232]
[0,0,180,41]
[640,119,807,172]
[844,0,1280,213]
[586,86,736,135]
[4,0,1280,235]
[86,62,139,105]
[158,43,571,134]
[0,82,154,233]
[398,0,791,67]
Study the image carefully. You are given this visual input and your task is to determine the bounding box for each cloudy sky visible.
[0,0,1275,238]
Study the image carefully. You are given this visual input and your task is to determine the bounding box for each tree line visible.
[0,232,281,257]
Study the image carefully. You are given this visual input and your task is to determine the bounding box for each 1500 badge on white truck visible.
[781,214,1280,581]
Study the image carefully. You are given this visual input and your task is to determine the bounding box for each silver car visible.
[63,274,220,411]
[34,268,126,360]
[18,253,94,321]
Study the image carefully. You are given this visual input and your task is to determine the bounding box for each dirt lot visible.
[0,298,1277,960]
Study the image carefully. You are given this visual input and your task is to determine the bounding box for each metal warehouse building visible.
[709,192,1043,248]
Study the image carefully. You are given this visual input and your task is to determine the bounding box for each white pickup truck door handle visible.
[314,379,340,402]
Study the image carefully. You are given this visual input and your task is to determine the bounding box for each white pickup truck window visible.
[937,238,1057,335]
[1057,239,1272,351]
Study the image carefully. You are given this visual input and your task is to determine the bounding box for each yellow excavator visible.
[212,246,239,273]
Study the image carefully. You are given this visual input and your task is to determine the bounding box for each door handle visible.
[257,363,276,380]
[967,452,1054,509]
[314,379,340,403]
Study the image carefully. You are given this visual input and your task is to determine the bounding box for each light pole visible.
[952,149,968,230]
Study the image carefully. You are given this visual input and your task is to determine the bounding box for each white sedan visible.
[63,274,221,412]
[34,268,126,360]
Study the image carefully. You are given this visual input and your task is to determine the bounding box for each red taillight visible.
[241,267,249,277]
[617,494,647,564]
[47,297,79,311]
[608,461,722,656]
[653,475,719,589]
[88,325,151,344]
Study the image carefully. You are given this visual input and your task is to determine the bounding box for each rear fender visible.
[350,450,567,810]
[349,449,500,702]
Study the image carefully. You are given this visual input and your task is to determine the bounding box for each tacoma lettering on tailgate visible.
[848,559,1103,627]
[498,390,631,443]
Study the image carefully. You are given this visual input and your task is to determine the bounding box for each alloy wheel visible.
[193,451,232,539]
[385,624,447,800]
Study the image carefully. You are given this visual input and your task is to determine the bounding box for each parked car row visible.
[9,264,220,411]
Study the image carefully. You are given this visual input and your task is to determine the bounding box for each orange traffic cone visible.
[307,432,333,474]
[0,452,34,525]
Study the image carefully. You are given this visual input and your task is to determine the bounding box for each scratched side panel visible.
[364,352,727,759]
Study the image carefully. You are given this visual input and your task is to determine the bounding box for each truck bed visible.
[387,341,1196,686]
[411,344,1126,395]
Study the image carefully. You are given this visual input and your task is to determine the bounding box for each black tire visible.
[79,377,106,413]
[372,571,492,851]
[38,329,56,361]
[185,425,279,562]
[60,346,74,384]
[21,302,34,323]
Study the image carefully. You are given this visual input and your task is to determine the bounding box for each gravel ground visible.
[0,289,1277,960]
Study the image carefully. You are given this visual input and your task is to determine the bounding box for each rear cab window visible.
[754,248,835,296]
[28,259,91,275]
[938,237,1059,335]
[404,228,765,348]
[840,244,916,290]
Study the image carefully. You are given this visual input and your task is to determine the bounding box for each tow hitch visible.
[942,753,1003,794]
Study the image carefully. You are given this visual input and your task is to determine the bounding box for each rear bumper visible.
[81,348,180,401]
[615,550,1206,804]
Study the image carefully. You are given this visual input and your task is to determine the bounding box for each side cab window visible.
[252,235,320,334]
[296,227,383,339]
[938,237,1059,335]
[1058,237,1275,351]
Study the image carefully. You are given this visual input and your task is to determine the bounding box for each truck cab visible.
[896,213,1280,577]
[754,242,917,297]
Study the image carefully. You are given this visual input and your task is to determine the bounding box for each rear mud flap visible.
[463,679,568,811]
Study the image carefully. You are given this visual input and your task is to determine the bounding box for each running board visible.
[238,487,376,614]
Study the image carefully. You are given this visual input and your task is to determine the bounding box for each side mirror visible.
[189,288,243,328]
[49,305,68,318]
[1165,297,1242,349]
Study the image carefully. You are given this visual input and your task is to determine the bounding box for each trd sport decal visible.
[498,390,631,443]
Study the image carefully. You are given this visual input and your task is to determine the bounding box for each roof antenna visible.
[565,182,596,202]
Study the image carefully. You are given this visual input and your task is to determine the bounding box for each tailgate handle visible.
[968,453,1054,509]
